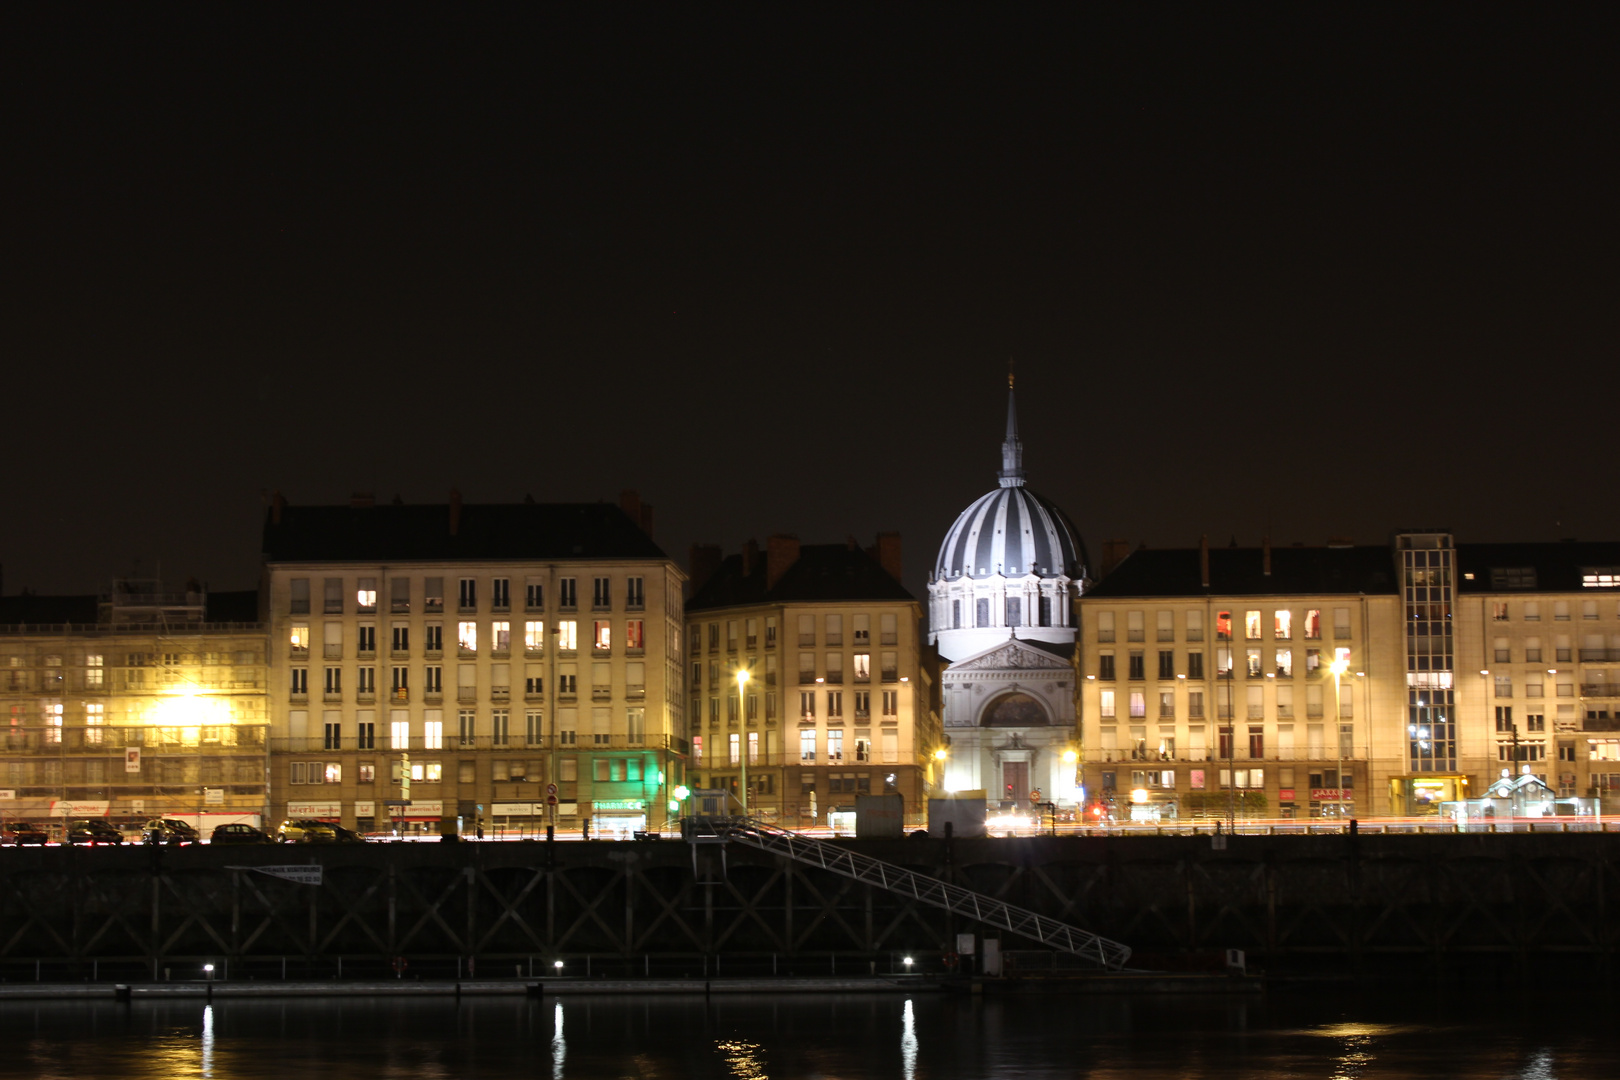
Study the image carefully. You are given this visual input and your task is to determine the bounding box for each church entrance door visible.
[1001,761,1029,807]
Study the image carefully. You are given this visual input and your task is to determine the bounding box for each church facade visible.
[928,382,1089,809]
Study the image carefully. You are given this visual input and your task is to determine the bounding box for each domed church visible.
[928,378,1088,809]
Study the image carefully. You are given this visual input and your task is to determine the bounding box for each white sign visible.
[128,800,146,814]
[353,801,375,817]
[546,783,558,796]
[395,800,443,818]
[50,800,111,818]
[204,788,224,806]
[0,790,14,801]
[232,865,323,886]
[125,748,142,773]
[493,802,541,816]
[285,801,342,818]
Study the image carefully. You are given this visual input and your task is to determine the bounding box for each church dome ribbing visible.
[933,382,1087,582]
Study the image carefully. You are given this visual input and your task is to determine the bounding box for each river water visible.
[0,988,1612,1078]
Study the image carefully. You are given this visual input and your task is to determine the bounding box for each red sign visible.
[1310,788,1354,801]
[546,794,559,806]
[1278,788,1296,801]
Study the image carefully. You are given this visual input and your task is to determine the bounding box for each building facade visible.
[683,534,942,828]
[928,382,1089,810]
[262,492,687,838]
[0,583,268,833]
[1077,534,1620,819]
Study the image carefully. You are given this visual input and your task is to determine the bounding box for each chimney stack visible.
[618,490,655,538]
[1262,535,1272,577]
[1199,533,1210,589]
[449,488,462,536]
[688,544,723,595]
[1100,539,1132,578]
[868,532,903,584]
[767,534,801,590]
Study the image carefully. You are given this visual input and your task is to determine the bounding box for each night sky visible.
[5,6,1618,604]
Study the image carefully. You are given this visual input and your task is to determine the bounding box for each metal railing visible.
[692,816,1131,970]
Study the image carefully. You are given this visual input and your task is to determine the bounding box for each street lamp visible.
[736,668,750,816]
[1330,654,1349,820]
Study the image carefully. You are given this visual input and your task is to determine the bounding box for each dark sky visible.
[4,5,1617,603]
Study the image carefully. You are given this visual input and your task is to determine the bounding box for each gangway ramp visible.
[690,817,1131,970]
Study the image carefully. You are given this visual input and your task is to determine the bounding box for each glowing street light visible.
[736,668,751,815]
[1330,653,1350,820]
[553,960,564,973]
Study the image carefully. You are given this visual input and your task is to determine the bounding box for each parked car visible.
[143,818,200,845]
[0,821,49,846]
[209,822,275,845]
[278,819,363,844]
[66,819,124,846]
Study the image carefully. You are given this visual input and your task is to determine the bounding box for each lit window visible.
[626,620,644,650]
[1216,611,1232,639]
[324,763,342,784]
[357,579,378,612]
[425,763,442,782]
[525,621,544,651]
[594,621,612,651]
[290,626,310,652]
[1100,689,1116,718]
[86,654,104,687]
[458,622,478,652]
[557,621,577,651]
[1304,610,1322,639]
[44,702,63,744]
[424,719,443,749]
[1582,569,1620,588]
[853,653,871,681]
[390,719,410,748]
[1274,610,1291,639]
[799,729,816,762]
[692,735,704,764]
[1245,611,1262,640]
[492,621,510,652]
[85,703,105,745]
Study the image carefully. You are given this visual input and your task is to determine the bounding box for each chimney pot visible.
[767,535,801,590]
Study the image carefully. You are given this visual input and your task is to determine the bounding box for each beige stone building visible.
[1079,533,1620,819]
[262,492,687,838]
[683,535,943,828]
[0,583,268,834]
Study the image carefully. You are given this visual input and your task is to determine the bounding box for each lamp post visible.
[1330,654,1349,819]
[736,668,750,816]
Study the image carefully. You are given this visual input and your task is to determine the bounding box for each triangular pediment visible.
[948,638,1071,672]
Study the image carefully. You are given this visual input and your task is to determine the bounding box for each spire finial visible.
[998,367,1025,488]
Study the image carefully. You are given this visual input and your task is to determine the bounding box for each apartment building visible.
[683,535,943,828]
[262,491,686,838]
[0,583,268,831]
[1080,533,1620,819]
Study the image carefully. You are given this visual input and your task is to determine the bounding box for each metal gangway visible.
[688,816,1131,970]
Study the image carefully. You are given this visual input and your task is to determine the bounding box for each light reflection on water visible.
[0,989,1611,1078]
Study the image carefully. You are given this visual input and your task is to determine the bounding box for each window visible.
[880,612,897,645]
[458,622,477,652]
[459,578,478,611]
[390,716,410,748]
[827,691,843,718]
[491,621,510,653]
[882,690,897,716]
[1128,652,1145,680]
[357,578,377,613]
[1188,692,1204,718]
[1127,611,1144,642]
[1187,652,1204,679]
[491,708,509,746]
[1186,610,1203,642]
[1276,685,1293,718]
[1244,611,1261,640]
[1129,691,1146,718]
[391,623,409,653]
[1304,610,1321,639]
[1555,601,1570,621]
[593,577,611,609]
[357,714,375,749]
[357,667,375,696]
[1274,610,1292,639]
[557,621,577,651]
[1526,712,1546,733]
[85,653,104,687]
[1526,637,1543,662]
[1275,649,1292,677]
[1245,648,1262,678]
[324,578,344,614]
[1158,651,1175,679]
[626,576,644,609]
[290,668,309,696]
[1492,602,1509,621]
[324,667,342,695]
[1159,692,1175,719]
[828,729,844,762]
[1584,599,1600,620]
[1100,690,1116,718]
[1334,608,1352,639]
[625,620,644,651]
[800,729,816,762]
[290,625,310,653]
[800,691,816,719]
[853,654,871,683]
[1495,676,1513,698]
[526,581,544,609]
[391,577,411,613]
[825,615,842,647]
[421,577,444,613]
[357,625,376,654]
[1006,597,1022,627]
[423,715,443,750]
[1157,610,1174,642]
[1216,611,1232,640]
[85,702,105,745]
[492,578,510,610]
[1305,648,1321,674]
[593,621,612,651]
[976,598,990,628]
[1249,725,1264,759]
[559,578,577,608]
[1097,611,1115,642]
[1098,653,1116,680]
[290,578,310,614]
[766,617,778,647]
[1216,647,1232,677]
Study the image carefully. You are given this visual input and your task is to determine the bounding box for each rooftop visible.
[1085,545,1399,599]
[687,544,913,612]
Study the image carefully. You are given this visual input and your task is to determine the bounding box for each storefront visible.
[1391,774,1468,816]
[589,799,647,839]
[286,800,341,823]
[384,799,443,835]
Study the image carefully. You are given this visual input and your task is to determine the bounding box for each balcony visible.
[391,688,409,704]
[626,684,645,699]
[424,688,443,703]
[798,672,816,685]
[591,686,611,701]
[323,645,342,659]
[1580,684,1620,697]
[457,687,477,703]
[1580,649,1620,662]
[491,685,511,701]
[323,691,342,703]
[880,668,898,683]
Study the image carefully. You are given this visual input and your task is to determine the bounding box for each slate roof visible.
[686,544,913,612]
[263,502,667,563]
[1085,546,1399,599]
[1454,542,1620,593]
[0,594,99,625]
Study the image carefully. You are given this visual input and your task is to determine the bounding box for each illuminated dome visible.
[934,388,1086,582]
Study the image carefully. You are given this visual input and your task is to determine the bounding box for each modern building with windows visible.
[1077,533,1620,819]
[928,380,1089,810]
[0,583,268,832]
[683,534,942,829]
[262,491,686,838]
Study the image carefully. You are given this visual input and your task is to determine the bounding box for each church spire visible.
[998,361,1025,488]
